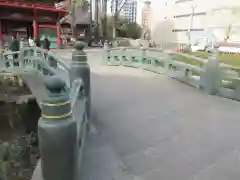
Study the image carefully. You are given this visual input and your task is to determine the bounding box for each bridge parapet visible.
[38,75,86,180]
[0,42,90,180]
[0,47,72,105]
[105,47,240,101]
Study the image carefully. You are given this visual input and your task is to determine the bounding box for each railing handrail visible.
[70,78,85,108]
[106,47,240,71]
[21,47,71,72]
[105,47,240,101]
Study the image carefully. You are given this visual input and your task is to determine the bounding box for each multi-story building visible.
[121,0,137,23]
[151,0,240,44]
[141,0,152,39]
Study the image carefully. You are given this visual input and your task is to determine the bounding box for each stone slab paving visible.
[83,71,240,180]
[57,50,240,180]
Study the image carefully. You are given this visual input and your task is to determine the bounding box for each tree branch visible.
[117,0,126,14]
[110,0,126,15]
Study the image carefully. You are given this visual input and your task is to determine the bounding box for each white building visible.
[151,0,240,44]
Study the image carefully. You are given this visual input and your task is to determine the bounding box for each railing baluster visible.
[39,76,78,180]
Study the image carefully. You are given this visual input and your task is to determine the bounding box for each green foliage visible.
[0,135,34,180]
[76,0,90,9]
[171,51,240,68]
[188,51,240,67]
[123,23,142,39]
[102,16,142,39]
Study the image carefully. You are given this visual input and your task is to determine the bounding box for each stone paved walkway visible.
[52,51,240,180]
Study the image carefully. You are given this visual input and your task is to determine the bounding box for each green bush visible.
[124,23,142,39]
[0,134,37,180]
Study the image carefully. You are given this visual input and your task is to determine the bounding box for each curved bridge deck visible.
[73,50,240,180]
[30,50,240,180]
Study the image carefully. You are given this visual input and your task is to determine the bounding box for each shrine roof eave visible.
[0,0,68,13]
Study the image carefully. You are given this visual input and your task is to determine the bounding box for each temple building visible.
[0,0,67,48]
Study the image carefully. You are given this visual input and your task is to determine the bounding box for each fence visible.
[0,42,91,180]
[104,47,240,101]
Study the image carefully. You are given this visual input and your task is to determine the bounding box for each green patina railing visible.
[104,47,240,101]
[0,42,91,180]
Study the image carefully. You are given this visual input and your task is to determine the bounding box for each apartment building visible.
[121,0,137,23]
[151,0,240,44]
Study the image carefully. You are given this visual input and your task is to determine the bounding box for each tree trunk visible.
[112,14,118,39]
[112,26,116,38]
[113,0,118,39]
[103,0,107,37]
[70,0,77,39]
[95,0,99,39]
[89,0,93,40]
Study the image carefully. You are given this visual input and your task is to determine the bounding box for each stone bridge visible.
[2,44,240,180]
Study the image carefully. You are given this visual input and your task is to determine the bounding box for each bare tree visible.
[96,0,108,37]
[224,24,232,42]
[205,7,240,43]
[110,0,126,38]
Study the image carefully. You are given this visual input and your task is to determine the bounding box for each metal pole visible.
[189,5,196,42]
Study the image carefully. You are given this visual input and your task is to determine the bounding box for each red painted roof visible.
[0,0,67,13]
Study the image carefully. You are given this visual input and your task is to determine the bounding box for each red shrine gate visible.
[0,0,67,48]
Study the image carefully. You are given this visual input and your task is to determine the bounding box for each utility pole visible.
[189,5,196,43]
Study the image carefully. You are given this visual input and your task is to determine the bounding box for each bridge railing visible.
[22,47,71,86]
[218,64,240,101]
[37,75,87,180]
[1,47,69,76]
[104,47,240,101]
[0,42,91,180]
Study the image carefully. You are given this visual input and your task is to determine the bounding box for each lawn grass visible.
[170,53,204,67]
[172,51,240,68]
[189,51,240,67]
